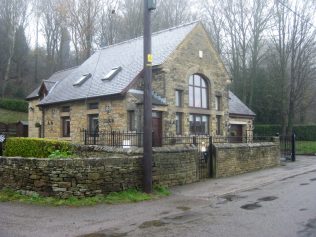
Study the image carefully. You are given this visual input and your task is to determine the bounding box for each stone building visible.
[26,22,255,145]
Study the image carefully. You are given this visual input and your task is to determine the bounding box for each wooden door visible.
[229,124,243,143]
[152,112,162,147]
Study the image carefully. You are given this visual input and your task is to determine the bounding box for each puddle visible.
[160,211,170,215]
[176,206,191,211]
[310,178,316,181]
[240,202,262,210]
[161,211,203,224]
[79,232,127,237]
[222,194,247,202]
[299,208,308,211]
[245,187,261,192]
[297,218,316,237]
[300,183,310,186]
[216,194,247,205]
[257,196,278,202]
[139,220,166,229]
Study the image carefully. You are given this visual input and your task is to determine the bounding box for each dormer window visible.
[73,73,91,86]
[102,67,122,81]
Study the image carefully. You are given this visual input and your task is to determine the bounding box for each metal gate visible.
[280,133,296,161]
[195,136,213,180]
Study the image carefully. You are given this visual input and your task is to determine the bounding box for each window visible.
[175,90,182,107]
[189,74,208,108]
[215,96,221,111]
[189,114,209,135]
[89,114,99,135]
[62,117,70,137]
[175,113,182,135]
[73,73,91,86]
[102,66,122,81]
[216,115,221,135]
[61,106,70,112]
[88,102,99,110]
[128,111,136,131]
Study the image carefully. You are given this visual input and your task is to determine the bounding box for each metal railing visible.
[81,129,272,148]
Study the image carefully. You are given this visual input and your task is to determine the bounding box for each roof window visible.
[73,73,91,86]
[102,67,122,81]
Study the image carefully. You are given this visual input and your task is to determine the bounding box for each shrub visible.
[254,124,316,141]
[4,137,74,158]
[0,98,28,112]
[48,150,74,159]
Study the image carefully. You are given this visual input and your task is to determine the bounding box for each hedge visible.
[254,124,316,141]
[0,98,28,113]
[4,137,74,158]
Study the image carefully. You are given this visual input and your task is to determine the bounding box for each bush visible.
[254,124,316,141]
[4,137,74,158]
[0,98,28,112]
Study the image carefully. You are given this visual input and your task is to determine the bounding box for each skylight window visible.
[102,67,122,81]
[73,73,91,86]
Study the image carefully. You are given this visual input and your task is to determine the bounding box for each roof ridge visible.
[49,66,79,76]
[98,21,200,51]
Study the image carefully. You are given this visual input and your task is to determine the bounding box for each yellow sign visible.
[147,54,153,63]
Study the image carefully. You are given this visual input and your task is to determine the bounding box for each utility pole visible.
[143,0,156,194]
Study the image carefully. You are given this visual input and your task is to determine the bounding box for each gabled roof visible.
[31,21,199,106]
[229,91,255,117]
[26,67,78,100]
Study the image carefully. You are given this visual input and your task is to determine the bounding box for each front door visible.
[229,124,243,143]
[152,111,162,147]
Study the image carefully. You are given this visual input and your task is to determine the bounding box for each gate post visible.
[208,136,213,178]
[291,132,296,162]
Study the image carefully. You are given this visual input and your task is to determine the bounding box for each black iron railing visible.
[81,129,273,148]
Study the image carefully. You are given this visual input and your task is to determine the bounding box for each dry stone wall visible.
[213,142,280,178]
[0,145,198,198]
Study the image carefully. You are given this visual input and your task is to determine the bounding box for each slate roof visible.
[229,91,255,117]
[29,21,199,105]
[26,66,78,100]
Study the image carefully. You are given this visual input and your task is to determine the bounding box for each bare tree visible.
[97,0,121,47]
[153,0,195,31]
[66,0,101,62]
[0,0,29,97]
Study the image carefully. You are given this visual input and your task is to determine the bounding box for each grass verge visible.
[0,186,171,207]
[0,108,27,123]
[296,141,316,155]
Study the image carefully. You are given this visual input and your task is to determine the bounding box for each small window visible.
[89,114,99,135]
[128,111,136,131]
[216,115,221,135]
[61,106,70,112]
[88,102,99,110]
[175,90,182,107]
[73,73,91,86]
[175,113,182,135]
[102,66,122,81]
[62,117,70,137]
[215,96,221,111]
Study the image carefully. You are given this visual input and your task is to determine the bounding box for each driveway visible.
[0,156,315,237]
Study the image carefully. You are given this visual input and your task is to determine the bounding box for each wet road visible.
[0,170,316,237]
[127,170,316,237]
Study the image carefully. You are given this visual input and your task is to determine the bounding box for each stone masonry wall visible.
[0,146,198,198]
[156,23,230,136]
[213,142,280,178]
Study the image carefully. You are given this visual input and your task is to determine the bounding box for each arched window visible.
[189,74,208,108]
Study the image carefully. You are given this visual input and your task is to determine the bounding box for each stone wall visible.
[212,142,280,178]
[0,145,198,198]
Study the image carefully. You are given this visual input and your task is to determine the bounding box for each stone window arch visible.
[189,74,208,109]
